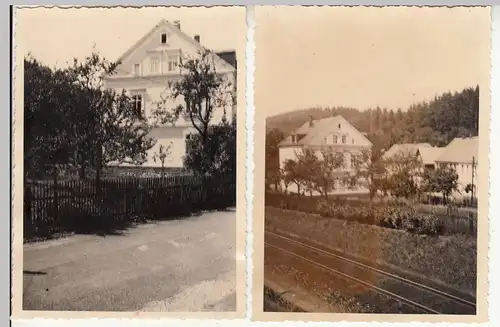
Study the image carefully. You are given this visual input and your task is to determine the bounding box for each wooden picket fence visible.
[24,174,236,241]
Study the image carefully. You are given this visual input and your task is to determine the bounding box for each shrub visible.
[378,206,443,235]
[270,193,447,236]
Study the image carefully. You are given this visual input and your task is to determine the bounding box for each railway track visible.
[265,231,476,314]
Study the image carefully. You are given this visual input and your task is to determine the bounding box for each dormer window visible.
[161,33,167,44]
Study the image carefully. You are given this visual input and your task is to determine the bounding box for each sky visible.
[16,6,246,69]
[255,6,491,116]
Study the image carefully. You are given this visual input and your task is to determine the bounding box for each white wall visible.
[451,162,478,196]
[279,146,303,169]
[279,146,364,172]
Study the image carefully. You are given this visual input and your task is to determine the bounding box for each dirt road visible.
[23,209,237,312]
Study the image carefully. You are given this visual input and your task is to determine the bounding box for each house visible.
[382,143,444,171]
[278,115,373,193]
[418,147,445,170]
[381,142,445,193]
[103,19,237,170]
[435,136,478,197]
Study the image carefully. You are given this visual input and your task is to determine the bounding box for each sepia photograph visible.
[12,5,246,318]
[253,5,491,322]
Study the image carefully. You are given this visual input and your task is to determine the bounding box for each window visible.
[134,64,141,76]
[332,135,338,144]
[351,156,357,168]
[185,99,198,116]
[342,135,347,144]
[150,58,159,74]
[186,134,196,152]
[161,33,167,44]
[168,57,178,71]
[132,95,143,117]
[352,139,355,144]
[338,123,341,129]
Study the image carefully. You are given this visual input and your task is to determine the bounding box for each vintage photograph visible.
[12,6,246,318]
[254,6,491,321]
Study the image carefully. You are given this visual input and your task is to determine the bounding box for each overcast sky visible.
[256,6,490,115]
[16,6,246,69]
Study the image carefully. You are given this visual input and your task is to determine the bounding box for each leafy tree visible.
[153,49,235,179]
[385,152,422,199]
[67,52,155,181]
[24,56,76,179]
[265,168,282,192]
[352,148,387,201]
[265,128,285,190]
[152,143,173,177]
[295,148,321,197]
[313,149,346,200]
[183,119,236,180]
[154,49,234,145]
[422,166,459,204]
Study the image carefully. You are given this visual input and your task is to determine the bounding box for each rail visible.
[265,231,476,314]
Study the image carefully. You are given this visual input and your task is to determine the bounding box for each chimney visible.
[194,35,200,43]
[173,20,181,30]
[309,115,314,127]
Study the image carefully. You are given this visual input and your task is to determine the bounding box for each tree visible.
[295,148,321,197]
[385,152,421,200]
[152,143,173,177]
[67,52,156,181]
[282,159,307,196]
[265,128,285,190]
[352,148,387,201]
[422,166,459,204]
[153,49,235,179]
[313,148,346,200]
[24,56,76,179]
[154,49,234,147]
[183,119,236,180]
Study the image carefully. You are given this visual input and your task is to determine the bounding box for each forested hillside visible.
[266,86,479,152]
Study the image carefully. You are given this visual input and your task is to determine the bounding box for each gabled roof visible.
[278,115,373,147]
[436,136,478,164]
[106,19,235,77]
[382,143,432,160]
[418,147,445,165]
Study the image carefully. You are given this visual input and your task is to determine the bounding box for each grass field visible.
[265,207,477,296]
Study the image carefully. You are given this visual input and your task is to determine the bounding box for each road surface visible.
[23,209,237,312]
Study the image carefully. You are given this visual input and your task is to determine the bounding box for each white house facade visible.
[103,19,237,169]
[435,136,478,198]
[278,115,373,194]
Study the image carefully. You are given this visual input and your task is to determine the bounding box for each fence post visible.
[469,214,475,235]
[24,182,33,238]
[53,173,59,228]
